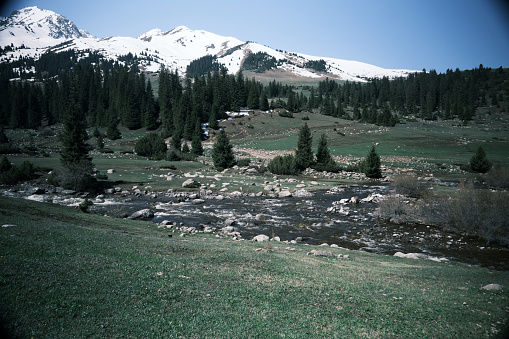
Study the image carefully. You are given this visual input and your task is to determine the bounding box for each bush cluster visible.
[391,174,429,199]
[135,133,167,160]
[278,111,294,118]
[0,156,35,185]
[377,181,509,246]
[48,160,96,192]
[267,155,298,175]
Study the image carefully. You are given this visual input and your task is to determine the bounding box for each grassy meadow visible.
[2,106,509,337]
[1,196,508,338]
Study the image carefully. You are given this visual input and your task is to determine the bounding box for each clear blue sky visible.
[2,0,508,72]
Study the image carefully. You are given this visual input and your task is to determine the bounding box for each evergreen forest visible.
[1,49,508,137]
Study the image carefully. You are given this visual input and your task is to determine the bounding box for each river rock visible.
[349,196,360,204]
[191,199,205,205]
[278,190,292,198]
[224,219,237,226]
[255,214,271,222]
[294,189,313,197]
[128,209,154,220]
[222,226,237,233]
[26,195,46,202]
[481,284,503,291]
[182,179,200,188]
[252,234,270,242]
[264,185,274,191]
[28,187,46,195]
[107,169,115,174]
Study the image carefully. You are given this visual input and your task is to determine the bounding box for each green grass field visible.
[0,196,508,338]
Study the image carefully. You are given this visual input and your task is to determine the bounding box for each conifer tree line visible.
[1,48,507,134]
[0,51,157,131]
[310,65,509,126]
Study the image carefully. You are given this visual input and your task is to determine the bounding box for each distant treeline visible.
[1,49,508,135]
[313,66,509,125]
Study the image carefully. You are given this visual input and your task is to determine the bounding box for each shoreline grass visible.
[1,196,508,338]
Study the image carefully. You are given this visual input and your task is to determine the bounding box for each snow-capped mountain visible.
[0,7,93,47]
[0,6,417,81]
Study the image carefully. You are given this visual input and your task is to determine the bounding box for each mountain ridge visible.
[0,6,418,81]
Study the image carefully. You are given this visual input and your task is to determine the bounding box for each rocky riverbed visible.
[2,182,508,270]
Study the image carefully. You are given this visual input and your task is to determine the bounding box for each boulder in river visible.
[128,209,154,220]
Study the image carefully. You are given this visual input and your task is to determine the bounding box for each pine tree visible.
[60,81,91,167]
[0,125,8,144]
[259,89,269,111]
[361,145,382,179]
[106,119,122,140]
[144,81,158,130]
[469,146,492,173]
[316,133,333,164]
[295,123,314,171]
[0,155,12,172]
[191,121,204,156]
[96,134,104,150]
[212,129,235,171]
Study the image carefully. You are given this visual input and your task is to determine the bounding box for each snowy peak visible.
[0,7,418,81]
[0,6,93,48]
[137,28,165,41]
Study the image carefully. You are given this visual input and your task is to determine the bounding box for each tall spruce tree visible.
[212,129,235,171]
[106,119,122,140]
[191,121,204,156]
[316,133,333,165]
[469,146,492,173]
[362,145,382,179]
[60,80,91,167]
[295,123,314,171]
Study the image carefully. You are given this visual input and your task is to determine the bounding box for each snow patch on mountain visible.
[1,6,419,80]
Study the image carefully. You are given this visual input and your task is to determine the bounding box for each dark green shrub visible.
[160,164,177,170]
[135,133,167,160]
[166,151,181,161]
[311,161,340,173]
[79,198,93,212]
[268,154,298,175]
[278,111,294,118]
[236,158,251,167]
[0,156,12,172]
[0,143,20,154]
[0,160,35,185]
